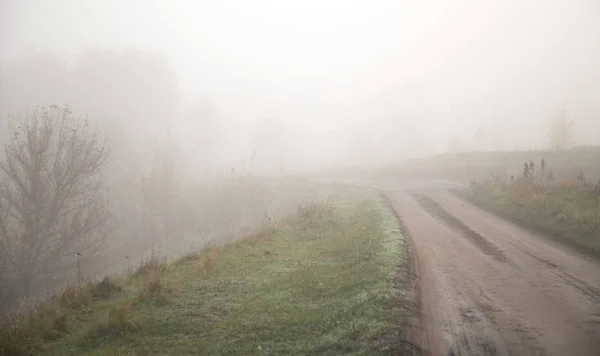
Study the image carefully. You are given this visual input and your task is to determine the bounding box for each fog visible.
[1,0,599,172]
[1,0,600,314]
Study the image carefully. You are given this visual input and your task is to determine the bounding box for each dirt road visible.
[386,189,600,356]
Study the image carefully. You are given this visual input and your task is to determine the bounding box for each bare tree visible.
[0,105,110,303]
[548,109,575,151]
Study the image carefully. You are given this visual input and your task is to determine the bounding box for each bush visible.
[57,285,91,310]
[91,277,122,299]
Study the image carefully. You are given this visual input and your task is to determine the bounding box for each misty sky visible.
[1,0,600,167]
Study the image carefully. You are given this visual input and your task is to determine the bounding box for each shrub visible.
[57,284,91,310]
[91,277,122,299]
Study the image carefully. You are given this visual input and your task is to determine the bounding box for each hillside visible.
[325,146,600,183]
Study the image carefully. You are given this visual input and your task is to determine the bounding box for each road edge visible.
[379,190,429,356]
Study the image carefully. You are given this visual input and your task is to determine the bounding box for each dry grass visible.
[0,298,75,354]
[133,253,167,277]
[0,312,37,356]
[56,285,90,310]
[296,200,332,226]
[85,301,139,343]
[244,225,277,246]
[463,163,600,257]
[91,277,122,299]
[137,271,172,304]
[107,302,138,333]
[174,251,201,265]
[195,245,220,277]
[0,274,127,355]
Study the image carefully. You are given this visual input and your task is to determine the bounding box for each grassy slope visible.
[460,181,600,258]
[327,146,600,183]
[2,188,409,356]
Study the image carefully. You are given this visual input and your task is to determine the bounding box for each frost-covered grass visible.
[1,187,410,356]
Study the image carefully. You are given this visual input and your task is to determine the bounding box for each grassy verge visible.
[1,187,410,356]
[460,178,600,258]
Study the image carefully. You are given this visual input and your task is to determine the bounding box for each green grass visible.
[1,188,409,356]
[461,179,600,258]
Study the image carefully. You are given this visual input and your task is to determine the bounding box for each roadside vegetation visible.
[327,146,600,184]
[0,105,321,313]
[461,158,600,258]
[1,188,411,356]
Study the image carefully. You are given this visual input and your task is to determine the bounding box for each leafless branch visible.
[0,105,111,303]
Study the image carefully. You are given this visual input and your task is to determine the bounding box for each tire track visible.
[511,243,600,304]
[386,188,600,356]
[410,193,509,263]
[434,190,600,308]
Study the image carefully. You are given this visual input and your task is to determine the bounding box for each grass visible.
[330,146,600,183]
[1,188,410,356]
[461,173,600,258]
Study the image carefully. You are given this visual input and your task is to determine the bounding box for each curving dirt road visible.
[385,188,600,356]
